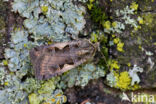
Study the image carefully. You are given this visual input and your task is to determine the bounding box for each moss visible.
[90,32,98,42]
[0,16,5,46]
[147,70,156,84]
[88,1,108,25]
[0,0,6,31]
[138,0,156,11]
[91,31,108,68]
[142,13,156,30]
[89,0,95,3]
[0,17,5,30]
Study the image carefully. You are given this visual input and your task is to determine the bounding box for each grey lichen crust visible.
[0,29,33,104]
[4,29,30,73]
[12,0,86,42]
[0,0,106,104]
[60,64,105,88]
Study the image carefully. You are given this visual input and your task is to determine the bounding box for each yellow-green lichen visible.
[2,60,8,66]
[41,6,48,14]
[4,81,9,86]
[115,71,131,90]
[113,38,120,44]
[117,42,124,52]
[43,90,67,104]
[28,93,41,104]
[130,2,138,11]
[113,37,124,52]
[87,0,95,10]
[107,64,143,91]
[127,63,131,67]
[137,16,144,24]
[38,77,60,94]
[109,60,120,70]
[112,21,117,28]
[102,21,111,30]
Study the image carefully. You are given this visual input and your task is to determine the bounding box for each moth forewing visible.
[30,40,98,80]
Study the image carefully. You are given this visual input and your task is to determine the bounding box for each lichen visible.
[116,71,131,90]
[0,0,150,103]
[23,78,41,94]
[106,70,131,90]
[61,64,105,87]
[43,90,67,104]
[38,77,60,95]
[0,74,28,104]
[28,93,41,104]
[106,70,116,87]
[0,28,38,104]
[12,0,86,42]
[111,5,141,33]
[106,64,143,91]
[109,60,120,70]
[117,42,124,52]
[0,22,96,104]
[111,36,125,53]
[128,64,143,86]
[0,0,108,103]
[0,66,8,86]
[103,21,111,30]
[4,29,30,75]
[28,90,67,104]
[130,2,138,11]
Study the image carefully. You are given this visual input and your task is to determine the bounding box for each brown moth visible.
[30,40,98,80]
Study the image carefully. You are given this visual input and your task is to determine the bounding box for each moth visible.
[30,40,98,80]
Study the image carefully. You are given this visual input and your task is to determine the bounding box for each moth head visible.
[29,46,42,61]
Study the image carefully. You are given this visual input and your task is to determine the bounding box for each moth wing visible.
[48,41,81,50]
